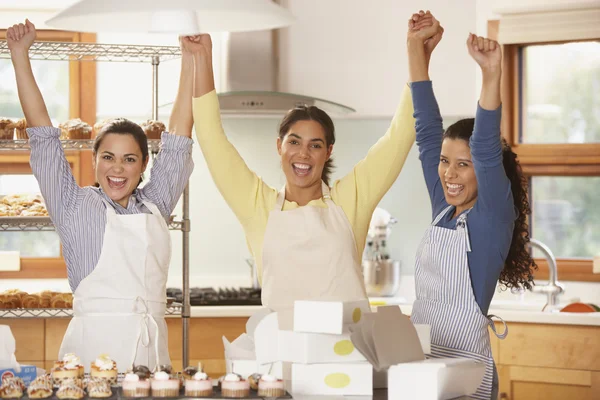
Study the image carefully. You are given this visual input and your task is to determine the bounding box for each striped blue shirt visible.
[28,126,194,292]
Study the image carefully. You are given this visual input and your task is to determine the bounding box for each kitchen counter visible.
[177,303,600,326]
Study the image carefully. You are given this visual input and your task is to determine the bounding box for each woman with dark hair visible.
[407,11,535,400]
[7,20,194,370]
[185,28,428,326]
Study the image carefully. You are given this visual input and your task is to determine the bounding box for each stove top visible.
[166,287,262,306]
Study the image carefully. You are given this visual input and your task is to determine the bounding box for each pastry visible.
[90,354,117,385]
[0,379,23,399]
[185,371,213,397]
[258,374,285,397]
[248,373,261,391]
[56,382,84,399]
[140,120,165,140]
[58,119,92,140]
[13,119,27,139]
[121,372,151,398]
[86,377,112,398]
[0,119,14,140]
[27,374,53,398]
[52,354,84,385]
[150,371,180,397]
[221,373,250,398]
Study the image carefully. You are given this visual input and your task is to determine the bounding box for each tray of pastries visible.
[0,290,73,310]
[0,195,48,217]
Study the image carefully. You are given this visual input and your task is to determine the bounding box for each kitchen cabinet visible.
[278,0,478,117]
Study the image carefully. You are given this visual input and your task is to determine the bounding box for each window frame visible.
[0,29,96,279]
[489,20,600,282]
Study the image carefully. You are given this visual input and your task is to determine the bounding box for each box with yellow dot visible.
[290,362,373,396]
[293,299,371,335]
[278,330,367,364]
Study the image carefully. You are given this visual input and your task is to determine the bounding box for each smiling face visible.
[438,138,478,215]
[92,133,148,208]
[277,120,333,191]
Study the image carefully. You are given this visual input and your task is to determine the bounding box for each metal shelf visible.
[0,217,184,231]
[0,41,181,63]
[0,139,161,153]
[0,303,182,318]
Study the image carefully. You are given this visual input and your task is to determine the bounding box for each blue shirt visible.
[411,81,517,315]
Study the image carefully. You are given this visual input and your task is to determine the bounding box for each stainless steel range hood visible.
[215,30,355,115]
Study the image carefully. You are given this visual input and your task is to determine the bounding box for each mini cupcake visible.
[140,120,165,140]
[90,354,118,385]
[221,373,250,398]
[121,366,151,398]
[13,118,27,139]
[151,371,180,398]
[258,374,285,398]
[86,377,112,398]
[52,355,83,386]
[0,119,14,140]
[185,371,213,397]
[63,353,85,378]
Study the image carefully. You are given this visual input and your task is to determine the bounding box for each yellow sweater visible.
[193,88,416,282]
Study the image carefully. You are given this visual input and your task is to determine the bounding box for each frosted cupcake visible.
[185,371,213,397]
[90,354,118,385]
[121,366,151,398]
[151,371,180,397]
[258,374,286,397]
[221,373,250,398]
[52,354,84,386]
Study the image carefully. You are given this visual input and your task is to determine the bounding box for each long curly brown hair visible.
[444,118,537,289]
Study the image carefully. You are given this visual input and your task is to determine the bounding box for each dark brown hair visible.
[444,118,537,290]
[278,105,335,186]
[93,118,149,187]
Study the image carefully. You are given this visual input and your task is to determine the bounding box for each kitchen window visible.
[490,20,600,282]
[0,29,96,279]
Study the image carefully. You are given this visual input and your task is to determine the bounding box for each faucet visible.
[528,238,565,308]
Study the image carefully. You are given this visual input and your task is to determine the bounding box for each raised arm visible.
[7,20,51,127]
[141,39,195,218]
[467,34,515,221]
[8,20,81,226]
[189,34,264,221]
[407,12,447,215]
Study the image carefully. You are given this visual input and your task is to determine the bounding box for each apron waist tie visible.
[131,296,161,370]
[487,314,508,339]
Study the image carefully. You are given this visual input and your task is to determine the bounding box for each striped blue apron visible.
[411,206,507,400]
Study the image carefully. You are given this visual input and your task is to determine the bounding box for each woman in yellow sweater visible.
[187,31,423,326]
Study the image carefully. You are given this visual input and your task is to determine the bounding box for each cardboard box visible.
[291,362,373,396]
[0,365,37,385]
[279,330,366,364]
[225,359,283,380]
[293,300,371,335]
[388,358,486,399]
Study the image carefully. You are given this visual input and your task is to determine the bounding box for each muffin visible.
[248,373,261,391]
[150,371,180,397]
[90,354,117,385]
[92,119,110,139]
[121,366,151,398]
[258,374,285,397]
[86,377,112,398]
[185,371,213,397]
[13,118,27,139]
[0,119,14,140]
[27,374,53,399]
[140,120,165,140]
[221,373,250,398]
[58,119,92,140]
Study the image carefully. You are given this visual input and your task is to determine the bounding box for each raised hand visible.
[407,11,439,43]
[179,34,212,59]
[466,33,502,75]
[6,19,36,53]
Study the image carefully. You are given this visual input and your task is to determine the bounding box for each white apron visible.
[410,206,507,400]
[59,198,171,372]
[261,182,367,329]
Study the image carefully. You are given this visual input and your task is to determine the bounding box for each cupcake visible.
[185,371,213,397]
[90,354,118,385]
[58,119,92,140]
[13,118,27,139]
[140,120,165,140]
[258,374,285,397]
[86,377,112,398]
[27,374,53,399]
[52,354,84,386]
[0,119,14,140]
[121,366,151,398]
[248,373,261,391]
[150,371,180,397]
[92,120,110,139]
[221,373,250,398]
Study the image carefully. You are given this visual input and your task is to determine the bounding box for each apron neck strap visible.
[100,198,117,216]
[432,205,453,225]
[276,181,332,210]
[141,200,163,218]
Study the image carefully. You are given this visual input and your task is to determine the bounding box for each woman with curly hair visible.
[407,11,536,400]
